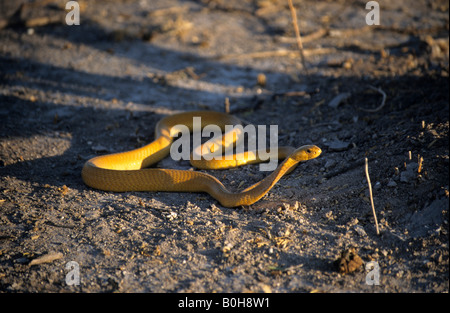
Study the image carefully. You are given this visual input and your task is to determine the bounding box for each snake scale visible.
[82,111,322,207]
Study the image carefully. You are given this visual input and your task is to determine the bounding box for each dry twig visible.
[277,28,328,44]
[360,85,387,113]
[217,47,335,60]
[287,0,308,74]
[365,158,380,235]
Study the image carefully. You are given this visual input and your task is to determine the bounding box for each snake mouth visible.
[311,146,322,158]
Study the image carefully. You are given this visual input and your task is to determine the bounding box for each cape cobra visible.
[81,111,322,207]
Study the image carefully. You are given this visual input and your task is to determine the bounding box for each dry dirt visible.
[0,0,449,294]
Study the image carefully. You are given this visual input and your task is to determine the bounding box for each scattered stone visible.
[325,140,351,152]
[387,179,397,187]
[91,145,109,153]
[354,225,367,237]
[324,159,336,169]
[258,283,272,293]
[257,73,266,87]
[328,92,351,108]
[29,252,63,266]
[400,163,418,183]
[407,198,447,238]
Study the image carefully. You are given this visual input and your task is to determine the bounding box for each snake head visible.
[293,145,322,162]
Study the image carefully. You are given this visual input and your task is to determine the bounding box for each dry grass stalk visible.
[287,0,308,74]
[418,155,424,173]
[277,28,328,44]
[224,97,230,113]
[365,158,380,235]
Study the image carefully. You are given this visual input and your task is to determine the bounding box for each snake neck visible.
[211,157,299,207]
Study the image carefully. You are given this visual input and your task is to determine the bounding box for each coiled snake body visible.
[82,111,321,207]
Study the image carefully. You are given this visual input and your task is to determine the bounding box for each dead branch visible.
[287,0,308,74]
[360,85,387,113]
[217,47,335,60]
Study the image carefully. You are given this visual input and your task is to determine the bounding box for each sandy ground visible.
[0,0,449,294]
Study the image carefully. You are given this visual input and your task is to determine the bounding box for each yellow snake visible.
[81,111,322,207]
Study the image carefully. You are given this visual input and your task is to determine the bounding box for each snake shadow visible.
[1,16,448,205]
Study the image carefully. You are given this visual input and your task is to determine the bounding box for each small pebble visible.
[387,179,397,187]
[325,140,350,152]
[354,225,367,237]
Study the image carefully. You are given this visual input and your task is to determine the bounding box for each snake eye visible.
[306,149,312,153]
